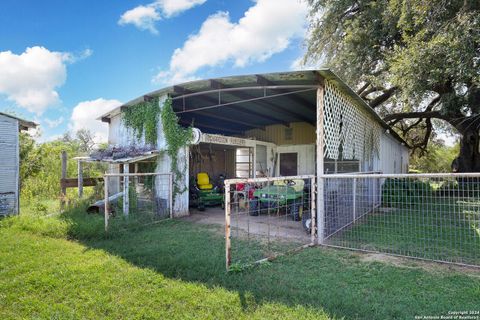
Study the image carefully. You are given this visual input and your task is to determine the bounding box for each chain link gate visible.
[224,175,316,270]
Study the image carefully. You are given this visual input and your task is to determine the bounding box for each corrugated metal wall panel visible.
[245,122,315,145]
[0,114,19,214]
[378,133,409,174]
[0,193,16,216]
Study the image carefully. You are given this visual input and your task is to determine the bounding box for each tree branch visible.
[356,82,370,96]
[383,110,445,122]
[369,87,397,108]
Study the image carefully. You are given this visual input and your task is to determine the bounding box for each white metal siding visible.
[108,95,168,150]
[276,144,315,176]
[0,115,19,215]
[377,132,409,174]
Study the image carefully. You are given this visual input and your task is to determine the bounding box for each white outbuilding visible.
[0,112,37,216]
[94,69,409,217]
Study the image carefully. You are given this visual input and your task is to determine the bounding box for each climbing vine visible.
[122,97,192,205]
[122,98,160,146]
[161,97,193,200]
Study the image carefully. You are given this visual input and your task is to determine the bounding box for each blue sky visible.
[0,0,309,142]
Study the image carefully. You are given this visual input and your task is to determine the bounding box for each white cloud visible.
[62,48,93,63]
[119,0,206,34]
[119,5,161,34]
[154,0,207,17]
[69,98,122,143]
[43,116,64,128]
[153,0,308,85]
[0,46,92,115]
[0,46,68,115]
[290,55,322,71]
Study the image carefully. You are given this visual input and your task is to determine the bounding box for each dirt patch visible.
[358,252,480,276]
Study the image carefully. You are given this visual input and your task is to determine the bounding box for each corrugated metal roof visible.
[0,112,37,130]
[98,69,407,146]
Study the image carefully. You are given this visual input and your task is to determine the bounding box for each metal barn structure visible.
[83,69,480,269]
[94,69,408,218]
[0,112,37,216]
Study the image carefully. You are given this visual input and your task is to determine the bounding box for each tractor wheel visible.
[249,199,259,216]
[289,203,301,221]
[302,212,312,234]
[198,202,206,211]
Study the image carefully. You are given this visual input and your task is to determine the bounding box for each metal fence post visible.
[316,86,325,244]
[225,182,231,271]
[104,174,109,232]
[123,163,129,216]
[352,177,357,221]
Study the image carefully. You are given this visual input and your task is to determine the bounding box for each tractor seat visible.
[197,172,213,190]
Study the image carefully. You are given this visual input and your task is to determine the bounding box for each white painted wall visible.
[108,95,168,151]
[276,144,316,176]
[0,114,19,215]
[377,132,409,173]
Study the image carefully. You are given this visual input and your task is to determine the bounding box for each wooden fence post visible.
[61,151,67,210]
[78,160,83,198]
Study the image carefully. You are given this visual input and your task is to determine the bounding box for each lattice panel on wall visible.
[323,80,382,161]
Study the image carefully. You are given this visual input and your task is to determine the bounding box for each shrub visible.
[382,178,433,207]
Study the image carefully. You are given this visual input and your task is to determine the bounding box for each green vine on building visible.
[122,98,160,146]
[161,97,193,200]
[122,97,192,205]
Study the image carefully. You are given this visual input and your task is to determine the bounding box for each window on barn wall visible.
[255,145,267,177]
[236,148,253,178]
[324,159,360,174]
[284,127,293,141]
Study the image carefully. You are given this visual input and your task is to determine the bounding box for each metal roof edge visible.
[97,69,408,148]
[0,112,38,130]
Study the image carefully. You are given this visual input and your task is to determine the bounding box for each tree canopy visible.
[305,0,480,171]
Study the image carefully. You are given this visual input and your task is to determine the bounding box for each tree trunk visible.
[452,129,480,172]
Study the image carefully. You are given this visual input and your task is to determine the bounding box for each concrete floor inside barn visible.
[183,206,311,243]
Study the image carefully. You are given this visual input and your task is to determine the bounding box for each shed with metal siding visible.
[0,112,37,216]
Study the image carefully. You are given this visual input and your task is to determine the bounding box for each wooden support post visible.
[104,175,109,232]
[316,86,325,244]
[134,163,139,192]
[225,182,231,271]
[78,160,83,198]
[123,163,129,216]
[352,177,357,222]
[310,176,317,245]
[61,151,67,210]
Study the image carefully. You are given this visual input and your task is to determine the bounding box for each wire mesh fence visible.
[225,175,316,270]
[103,173,173,232]
[322,173,480,267]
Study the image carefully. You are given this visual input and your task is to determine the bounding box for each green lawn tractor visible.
[249,179,308,221]
[190,172,224,211]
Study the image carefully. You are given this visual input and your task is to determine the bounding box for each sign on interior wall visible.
[200,133,247,146]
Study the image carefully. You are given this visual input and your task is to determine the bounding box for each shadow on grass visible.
[50,202,480,320]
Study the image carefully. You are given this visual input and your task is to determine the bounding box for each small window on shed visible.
[284,127,293,141]
[280,153,298,176]
[236,148,253,178]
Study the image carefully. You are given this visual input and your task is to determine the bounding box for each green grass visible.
[1,205,479,319]
[330,197,480,265]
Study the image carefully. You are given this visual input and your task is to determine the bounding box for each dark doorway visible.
[279,153,298,176]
